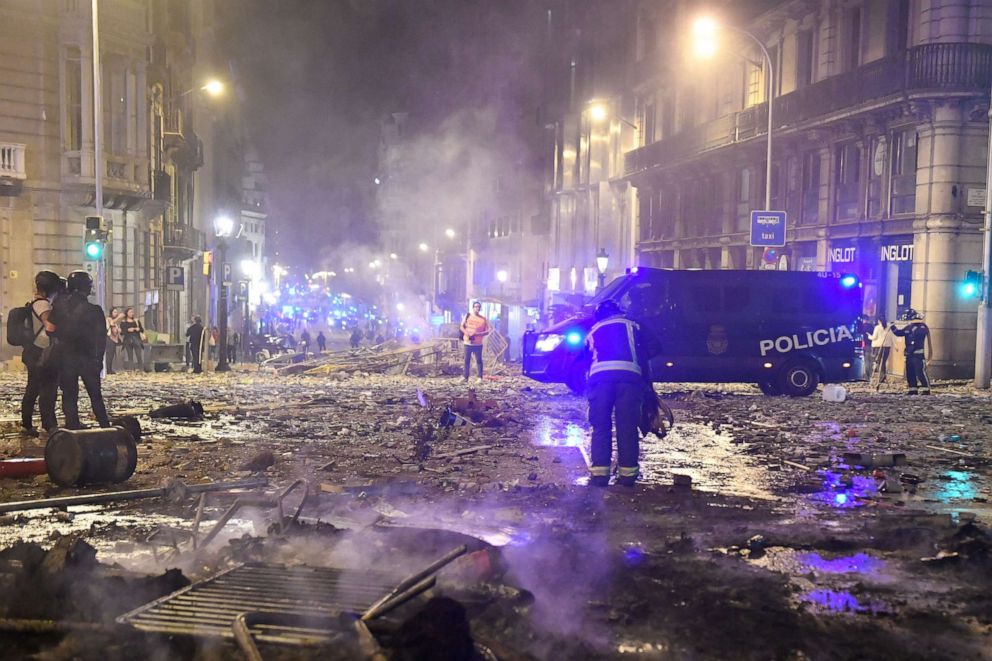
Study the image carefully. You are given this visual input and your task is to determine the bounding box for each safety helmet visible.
[900,308,923,321]
[66,270,94,295]
[594,300,622,321]
[34,270,62,296]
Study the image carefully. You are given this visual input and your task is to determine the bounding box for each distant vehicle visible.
[523,268,865,397]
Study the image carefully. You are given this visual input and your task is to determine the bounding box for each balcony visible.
[163,223,203,261]
[625,43,992,178]
[0,143,26,180]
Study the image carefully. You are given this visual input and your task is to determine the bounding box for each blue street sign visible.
[750,210,786,247]
[165,266,185,291]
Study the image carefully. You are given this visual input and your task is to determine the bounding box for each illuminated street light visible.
[214,214,235,238]
[692,15,774,214]
[201,79,224,97]
[596,248,610,291]
[445,228,456,239]
[418,242,429,252]
[496,270,508,283]
[691,16,719,57]
[373,176,381,185]
[589,103,608,122]
[389,253,398,260]
[240,259,260,280]
[395,302,405,312]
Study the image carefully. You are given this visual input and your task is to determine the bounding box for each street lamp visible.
[588,101,639,129]
[445,228,456,239]
[214,214,235,373]
[975,98,992,387]
[596,248,609,291]
[418,242,429,252]
[692,15,775,212]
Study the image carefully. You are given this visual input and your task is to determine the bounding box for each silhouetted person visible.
[20,270,61,436]
[50,270,110,429]
[316,331,326,353]
[186,316,205,373]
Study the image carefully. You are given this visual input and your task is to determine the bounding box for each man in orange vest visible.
[459,301,490,382]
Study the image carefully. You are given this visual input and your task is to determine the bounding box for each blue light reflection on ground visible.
[809,470,876,508]
[805,589,862,612]
[797,552,885,576]
[935,470,976,503]
[622,545,647,567]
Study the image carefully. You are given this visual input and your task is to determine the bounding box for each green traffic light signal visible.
[961,270,982,298]
[84,241,103,259]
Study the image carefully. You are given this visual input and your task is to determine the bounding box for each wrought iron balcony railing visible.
[625,43,992,178]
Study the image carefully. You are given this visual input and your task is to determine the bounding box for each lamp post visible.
[596,248,609,291]
[214,215,235,372]
[975,93,992,388]
[693,17,775,212]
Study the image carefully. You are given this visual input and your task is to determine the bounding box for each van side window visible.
[624,281,667,317]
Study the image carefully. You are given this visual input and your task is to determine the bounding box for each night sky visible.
[219,0,544,267]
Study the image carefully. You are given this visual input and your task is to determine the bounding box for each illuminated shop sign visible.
[880,244,913,262]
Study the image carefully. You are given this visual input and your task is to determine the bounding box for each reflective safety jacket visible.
[891,320,932,357]
[586,315,646,386]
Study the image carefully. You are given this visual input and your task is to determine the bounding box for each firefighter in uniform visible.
[585,300,650,487]
[890,309,933,395]
[50,270,111,428]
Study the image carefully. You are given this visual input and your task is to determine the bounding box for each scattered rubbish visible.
[197,479,310,550]
[44,427,138,487]
[396,597,475,661]
[920,550,961,565]
[843,452,907,468]
[0,458,47,479]
[444,548,505,584]
[433,445,494,460]
[240,450,276,472]
[439,407,473,428]
[319,480,419,496]
[782,459,812,472]
[361,545,468,621]
[109,415,142,442]
[0,477,267,514]
[821,384,847,402]
[924,444,976,458]
[937,433,961,443]
[899,472,923,485]
[149,400,205,420]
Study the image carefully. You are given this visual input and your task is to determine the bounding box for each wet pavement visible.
[0,368,989,658]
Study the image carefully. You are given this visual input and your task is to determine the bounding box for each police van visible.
[523,268,864,397]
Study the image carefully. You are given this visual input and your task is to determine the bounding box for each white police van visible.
[523,268,864,397]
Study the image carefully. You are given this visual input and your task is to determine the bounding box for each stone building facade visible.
[623,0,992,378]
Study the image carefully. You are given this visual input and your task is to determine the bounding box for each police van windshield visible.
[585,275,630,309]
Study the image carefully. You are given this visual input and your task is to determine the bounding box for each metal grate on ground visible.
[117,562,409,645]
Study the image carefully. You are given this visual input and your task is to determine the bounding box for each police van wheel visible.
[757,382,782,396]
[778,362,820,397]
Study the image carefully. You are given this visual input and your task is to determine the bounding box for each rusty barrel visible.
[44,427,138,487]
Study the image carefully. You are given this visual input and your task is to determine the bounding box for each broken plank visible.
[432,444,494,460]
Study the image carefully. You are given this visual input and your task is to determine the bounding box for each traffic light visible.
[203,251,213,276]
[961,270,982,298]
[83,228,104,260]
[83,216,107,261]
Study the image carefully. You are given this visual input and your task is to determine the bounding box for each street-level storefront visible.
[827,235,914,324]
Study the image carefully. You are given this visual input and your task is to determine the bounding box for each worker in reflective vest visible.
[585,300,650,487]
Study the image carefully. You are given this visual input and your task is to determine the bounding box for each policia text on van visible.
[522,269,864,397]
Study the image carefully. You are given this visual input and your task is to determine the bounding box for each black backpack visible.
[6,300,43,348]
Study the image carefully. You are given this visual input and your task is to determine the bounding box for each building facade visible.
[0,0,267,361]
[621,0,992,378]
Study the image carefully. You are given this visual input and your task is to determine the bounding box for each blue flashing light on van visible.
[523,268,864,397]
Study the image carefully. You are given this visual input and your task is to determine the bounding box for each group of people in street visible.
[104,306,146,373]
[19,269,111,438]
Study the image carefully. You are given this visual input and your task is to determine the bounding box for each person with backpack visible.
[49,270,110,429]
[14,271,62,436]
